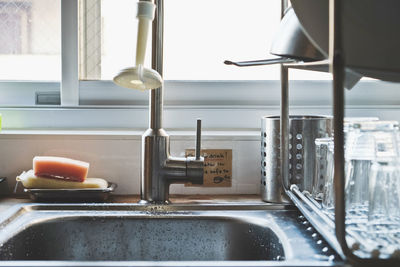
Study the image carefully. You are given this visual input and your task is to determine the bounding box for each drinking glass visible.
[321,118,378,216]
[320,119,400,255]
[345,121,400,239]
[344,122,377,224]
[367,122,400,233]
[313,137,334,200]
[369,163,400,232]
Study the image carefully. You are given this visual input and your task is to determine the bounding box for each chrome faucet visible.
[140,0,204,203]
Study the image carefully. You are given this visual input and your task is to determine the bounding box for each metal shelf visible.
[283,60,330,72]
[279,0,400,265]
[288,186,400,260]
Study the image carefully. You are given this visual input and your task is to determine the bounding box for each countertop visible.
[111,194,265,204]
[0,194,270,211]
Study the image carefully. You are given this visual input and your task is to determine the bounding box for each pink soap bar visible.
[33,156,89,182]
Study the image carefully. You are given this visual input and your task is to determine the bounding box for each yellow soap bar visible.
[17,170,108,189]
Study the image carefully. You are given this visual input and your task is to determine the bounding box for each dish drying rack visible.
[278,0,400,265]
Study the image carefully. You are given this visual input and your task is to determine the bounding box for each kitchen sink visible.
[0,203,342,266]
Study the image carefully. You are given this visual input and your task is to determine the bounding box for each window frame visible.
[0,0,399,130]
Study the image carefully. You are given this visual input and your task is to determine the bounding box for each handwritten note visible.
[185,149,232,187]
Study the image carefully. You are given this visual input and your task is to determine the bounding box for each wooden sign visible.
[185,149,232,187]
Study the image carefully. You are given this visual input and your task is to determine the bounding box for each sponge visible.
[33,156,89,182]
[17,170,108,189]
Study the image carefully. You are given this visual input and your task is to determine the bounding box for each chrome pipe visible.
[330,0,348,256]
[280,0,290,194]
[280,65,290,192]
[151,0,164,130]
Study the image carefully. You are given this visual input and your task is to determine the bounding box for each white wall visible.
[0,130,261,195]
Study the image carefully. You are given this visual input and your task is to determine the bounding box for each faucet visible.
[139,0,204,203]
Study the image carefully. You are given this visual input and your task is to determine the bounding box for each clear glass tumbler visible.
[321,139,334,213]
[367,122,400,235]
[313,137,334,201]
[321,118,378,216]
[345,121,400,237]
[344,122,377,224]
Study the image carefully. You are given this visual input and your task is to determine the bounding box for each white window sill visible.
[0,128,260,141]
[0,80,400,130]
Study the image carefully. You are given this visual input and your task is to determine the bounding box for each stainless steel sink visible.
[0,203,342,266]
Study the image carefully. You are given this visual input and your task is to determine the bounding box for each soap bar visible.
[17,170,108,189]
[33,156,89,182]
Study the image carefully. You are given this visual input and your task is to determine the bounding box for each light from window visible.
[164,0,282,80]
[80,0,332,81]
[163,0,332,80]
[79,0,152,81]
[0,0,61,81]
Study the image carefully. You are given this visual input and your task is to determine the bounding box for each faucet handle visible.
[185,119,204,185]
[196,119,202,160]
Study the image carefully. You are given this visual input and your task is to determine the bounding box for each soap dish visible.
[23,182,117,202]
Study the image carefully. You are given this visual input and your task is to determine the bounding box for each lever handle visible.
[196,119,202,160]
[224,57,296,67]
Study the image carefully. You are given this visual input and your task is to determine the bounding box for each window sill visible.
[0,128,260,141]
[1,80,400,129]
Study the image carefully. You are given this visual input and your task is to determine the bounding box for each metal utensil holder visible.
[279,0,400,265]
[261,115,332,203]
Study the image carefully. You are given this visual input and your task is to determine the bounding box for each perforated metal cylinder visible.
[261,115,333,203]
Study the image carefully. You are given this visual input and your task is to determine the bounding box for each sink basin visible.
[0,203,342,266]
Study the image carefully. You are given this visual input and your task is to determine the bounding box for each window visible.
[0,0,61,81]
[0,0,397,130]
[79,0,331,81]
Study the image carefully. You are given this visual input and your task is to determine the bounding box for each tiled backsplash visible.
[0,130,261,195]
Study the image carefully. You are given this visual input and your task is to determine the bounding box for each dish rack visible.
[279,0,400,265]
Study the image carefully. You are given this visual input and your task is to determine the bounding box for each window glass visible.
[164,0,282,80]
[80,0,152,81]
[80,0,332,81]
[0,0,61,81]
[163,0,332,80]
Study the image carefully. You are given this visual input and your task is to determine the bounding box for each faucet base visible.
[140,127,204,204]
[138,199,170,205]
